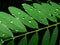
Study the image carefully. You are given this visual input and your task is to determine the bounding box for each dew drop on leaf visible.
[2,34,5,37]
[54,12,57,13]
[31,17,33,19]
[44,18,46,19]
[30,9,32,10]
[12,14,14,15]
[17,18,20,20]
[16,30,19,32]
[29,20,31,23]
[18,12,20,14]
[0,21,2,23]
[38,11,41,13]
[25,10,27,11]
[41,18,43,20]
[56,9,59,11]
[22,17,25,19]
[10,21,13,23]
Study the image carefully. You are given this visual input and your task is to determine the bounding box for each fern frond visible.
[8,7,38,29]
[0,12,26,32]
[0,1,60,45]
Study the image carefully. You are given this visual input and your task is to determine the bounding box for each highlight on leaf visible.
[0,23,13,38]
[22,3,49,25]
[8,6,38,29]
[0,1,60,45]
[0,12,27,32]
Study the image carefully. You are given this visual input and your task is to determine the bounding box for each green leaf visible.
[7,40,14,45]
[50,26,58,45]
[22,3,48,25]
[18,36,27,45]
[33,3,57,22]
[42,3,58,22]
[41,3,60,20]
[0,12,27,32]
[0,1,59,45]
[50,1,60,18]
[0,39,4,45]
[41,3,55,14]
[8,7,38,29]
[28,33,38,45]
[50,1,60,9]
[0,23,13,38]
[41,29,50,45]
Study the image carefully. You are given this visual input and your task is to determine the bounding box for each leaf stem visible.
[4,22,60,43]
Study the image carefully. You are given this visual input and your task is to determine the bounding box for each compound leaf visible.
[9,7,38,29]
[0,12,27,32]
[50,26,58,45]
[0,23,13,38]
[33,3,57,22]
[28,33,38,45]
[18,36,27,45]
[22,3,48,25]
[41,29,50,45]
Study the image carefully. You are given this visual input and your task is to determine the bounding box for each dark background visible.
[0,0,60,12]
[0,0,60,45]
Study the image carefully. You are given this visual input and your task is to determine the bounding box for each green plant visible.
[0,1,60,45]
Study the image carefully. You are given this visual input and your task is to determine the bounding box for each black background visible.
[0,0,60,45]
[0,0,60,12]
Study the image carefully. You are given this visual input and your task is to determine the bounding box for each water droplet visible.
[38,11,41,13]
[31,7,33,8]
[16,30,19,32]
[41,18,43,20]
[10,21,13,23]
[44,18,46,19]
[56,9,59,11]
[0,21,2,23]
[30,7,33,10]
[22,4,25,6]
[30,9,32,10]
[18,12,20,14]
[17,18,19,20]
[2,34,5,37]
[29,20,31,23]
[12,14,14,15]
[22,17,25,19]
[25,10,27,11]
[31,17,33,19]
[54,12,56,13]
